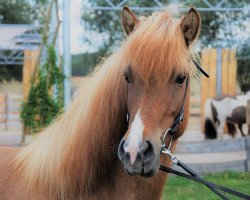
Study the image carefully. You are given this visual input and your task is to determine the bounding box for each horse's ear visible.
[121,6,139,36]
[180,8,201,47]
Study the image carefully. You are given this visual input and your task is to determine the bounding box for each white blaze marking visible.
[124,110,144,165]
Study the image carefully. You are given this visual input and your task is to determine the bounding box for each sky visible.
[58,0,86,54]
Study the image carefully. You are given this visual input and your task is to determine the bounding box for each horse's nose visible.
[118,138,156,174]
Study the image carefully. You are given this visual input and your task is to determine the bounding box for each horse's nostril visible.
[118,139,126,161]
[118,139,132,163]
[141,141,155,163]
[125,152,130,162]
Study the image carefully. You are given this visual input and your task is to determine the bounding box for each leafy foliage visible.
[20,45,64,134]
[72,51,106,76]
[82,0,242,52]
[0,0,32,24]
[0,0,47,24]
[82,0,170,53]
[237,44,250,93]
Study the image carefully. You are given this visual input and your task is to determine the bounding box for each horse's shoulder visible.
[0,146,23,198]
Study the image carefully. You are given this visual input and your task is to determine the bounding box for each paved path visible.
[0,130,22,146]
[179,130,243,142]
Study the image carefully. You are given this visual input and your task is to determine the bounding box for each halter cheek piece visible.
[161,59,208,149]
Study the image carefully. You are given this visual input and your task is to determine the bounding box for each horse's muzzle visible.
[118,138,160,176]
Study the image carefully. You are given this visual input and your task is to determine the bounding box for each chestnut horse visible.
[0,6,201,200]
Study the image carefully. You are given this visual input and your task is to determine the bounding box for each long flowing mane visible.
[15,52,129,198]
[14,6,198,199]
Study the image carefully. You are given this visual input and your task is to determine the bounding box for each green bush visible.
[20,45,64,134]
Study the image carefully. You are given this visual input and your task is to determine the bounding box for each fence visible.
[23,49,39,101]
[187,96,201,131]
[201,48,237,131]
[0,93,23,131]
[175,137,250,174]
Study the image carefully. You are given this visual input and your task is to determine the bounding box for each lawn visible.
[163,171,250,200]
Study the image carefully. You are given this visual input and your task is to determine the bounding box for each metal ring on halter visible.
[161,128,174,150]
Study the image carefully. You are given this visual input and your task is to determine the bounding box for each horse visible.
[204,91,250,139]
[0,6,201,199]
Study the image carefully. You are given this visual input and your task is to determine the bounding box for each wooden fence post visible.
[0,93,7,130]
[201,49,217,131]
[246,136,250,172]
[247,100,250,171]
[201,48,237,131]
[23,49,39,101]
[247,100,250,134]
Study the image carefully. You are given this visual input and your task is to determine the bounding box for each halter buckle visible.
[179,113,184,123]
[161,148,179,164]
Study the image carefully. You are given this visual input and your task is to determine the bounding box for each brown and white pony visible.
[204,91,250,139]
[0,6,201,200]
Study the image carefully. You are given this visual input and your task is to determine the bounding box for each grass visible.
[163,171,250,200]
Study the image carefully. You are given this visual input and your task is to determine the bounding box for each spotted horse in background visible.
[204,91,250,139]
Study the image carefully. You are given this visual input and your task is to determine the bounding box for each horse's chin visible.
[124,158,160,177]
[140,166,159,177]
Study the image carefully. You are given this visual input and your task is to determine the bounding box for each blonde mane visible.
[125,7,198,85]
[14,6,198,199]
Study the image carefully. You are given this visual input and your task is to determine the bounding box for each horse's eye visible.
[175,75,186,85]
[124,74,130,84]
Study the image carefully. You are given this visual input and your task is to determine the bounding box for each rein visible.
[160,62,250,200]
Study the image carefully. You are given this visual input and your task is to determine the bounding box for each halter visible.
[161,60,208,150]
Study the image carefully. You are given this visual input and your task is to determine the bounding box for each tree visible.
[20,45,64,134]
[20,0,63,135]
[72,51,106,76]
[0,0,48,24]
[237,43,250,93]
[82,0,170,54]
[82,0,249,50]
[0,0,32,24]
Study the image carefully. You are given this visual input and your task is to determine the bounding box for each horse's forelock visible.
[122,7,198,85]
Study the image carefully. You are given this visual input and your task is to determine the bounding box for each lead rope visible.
[160,136,250,199]
[160,76,250,200]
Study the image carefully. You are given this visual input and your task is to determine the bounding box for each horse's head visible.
[118,6,201,176]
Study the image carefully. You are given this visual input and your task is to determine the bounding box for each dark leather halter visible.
[161,60,207,144]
